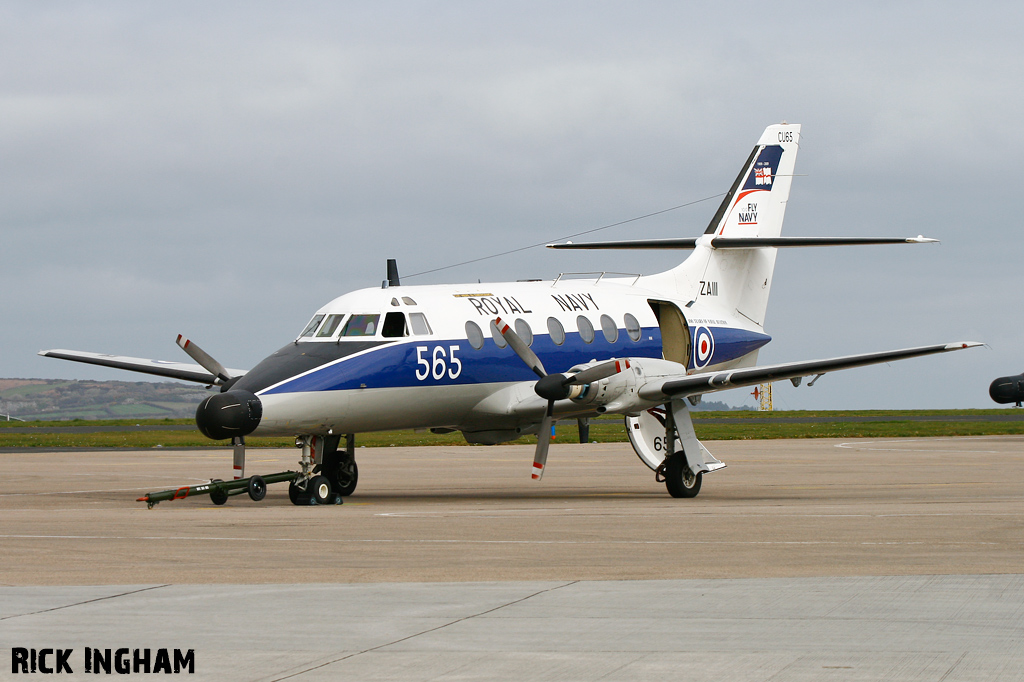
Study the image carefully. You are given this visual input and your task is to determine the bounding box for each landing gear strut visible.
[291,435,343,505]
[654,400,712,499]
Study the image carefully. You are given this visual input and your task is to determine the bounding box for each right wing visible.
[638,342,982,401]
[38,349,248,385]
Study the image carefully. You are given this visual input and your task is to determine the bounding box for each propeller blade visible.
[577,417,590,444]
[232,436,245,480]
[176,334,233,384]
[566,358,630,386]
[495,317,547,378]
[532,401,554,480]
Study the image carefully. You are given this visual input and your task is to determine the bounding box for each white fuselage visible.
[236,274,771,439]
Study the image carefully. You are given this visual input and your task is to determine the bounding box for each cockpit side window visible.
[382,312,408,338]
[409,312,432,336]
[316,314,345,338]
[341,314,380,337]
[300,314,325,338]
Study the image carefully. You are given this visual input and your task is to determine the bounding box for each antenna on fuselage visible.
[383,258,401,288]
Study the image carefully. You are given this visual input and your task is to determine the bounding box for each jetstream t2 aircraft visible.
[41,123,980,504]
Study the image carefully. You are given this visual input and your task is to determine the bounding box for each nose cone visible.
[990,374,1024,405]
[195,390,263,440]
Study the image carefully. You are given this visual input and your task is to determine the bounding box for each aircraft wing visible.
[639,342,982,401]
[38,349,248,385]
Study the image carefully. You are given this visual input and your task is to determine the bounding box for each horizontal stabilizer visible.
[639,342,982,400]
[38,349,248,385]
[547,236,938,250]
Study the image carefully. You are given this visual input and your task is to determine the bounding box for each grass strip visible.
[2,411,1023,448]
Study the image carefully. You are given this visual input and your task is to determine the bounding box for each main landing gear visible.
[653,400,717,499]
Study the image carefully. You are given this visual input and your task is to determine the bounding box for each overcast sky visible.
[2,1,1021,409]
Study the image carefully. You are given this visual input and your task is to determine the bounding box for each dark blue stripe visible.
[262,326,770,395]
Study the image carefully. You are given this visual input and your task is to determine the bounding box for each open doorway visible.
[648,300,691,368]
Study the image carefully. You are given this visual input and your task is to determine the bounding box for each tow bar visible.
[137,471,342,508]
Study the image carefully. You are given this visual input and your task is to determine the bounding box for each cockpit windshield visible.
[299,314,326,337]
[316,314,345,338]
[341,314,380,337]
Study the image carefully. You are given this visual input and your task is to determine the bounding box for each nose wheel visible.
[289,475,336,505]
[289,435,344,505]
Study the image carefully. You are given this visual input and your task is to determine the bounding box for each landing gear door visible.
[648,300,691,367]
[625,403,726,473]
[626,407,679,470]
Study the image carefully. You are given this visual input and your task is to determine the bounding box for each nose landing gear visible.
[291,435,344,505]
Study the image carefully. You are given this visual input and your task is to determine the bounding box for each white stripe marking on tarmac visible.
[0,534,1004,546]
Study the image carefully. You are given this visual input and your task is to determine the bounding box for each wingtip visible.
[945,341,984,350]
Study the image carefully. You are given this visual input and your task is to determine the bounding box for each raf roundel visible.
[693,327,715,369]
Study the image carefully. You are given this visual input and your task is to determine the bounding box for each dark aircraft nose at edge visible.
[195,390,263,440]
[989,374,1024,406]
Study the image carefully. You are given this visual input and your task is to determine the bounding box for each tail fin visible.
[655,123,801,327]
[704,123,800,239]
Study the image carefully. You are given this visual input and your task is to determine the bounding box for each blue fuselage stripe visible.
[261,326,770,395]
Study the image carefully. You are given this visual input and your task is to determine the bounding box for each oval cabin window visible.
[577,316,595,344]
[624,313,642,342]
[547,317,565,345]
[514,319,533,347]
[489,320,508,348]
[466,321,485,350]
[600,315,618,344]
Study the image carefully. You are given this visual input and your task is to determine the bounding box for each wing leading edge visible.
[639,342,983,401]
[38,349,248,385]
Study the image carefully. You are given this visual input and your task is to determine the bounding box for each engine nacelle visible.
[566,357,689,414]
[565,362,639,409]
[990,373,1024,406]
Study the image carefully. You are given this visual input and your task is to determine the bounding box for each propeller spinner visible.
[177,335,261,479]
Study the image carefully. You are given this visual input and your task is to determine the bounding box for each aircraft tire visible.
[309,475,332,505]
[209,484,229,506]
[326,460,358,496]
[289,480,312,506]
[664,453,702,499]
[247,475,267,502]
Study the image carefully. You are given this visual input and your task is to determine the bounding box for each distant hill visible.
[0,379,215,421]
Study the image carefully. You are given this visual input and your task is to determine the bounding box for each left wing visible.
[639,342,982,401]
[38,349,249,385]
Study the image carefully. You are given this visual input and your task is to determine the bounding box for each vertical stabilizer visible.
[652,123,801,328]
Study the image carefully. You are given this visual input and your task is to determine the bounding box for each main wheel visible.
[309,475,333,505]
[247,475,267,502]
[326,460,358,496]
[664,453,702,498]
